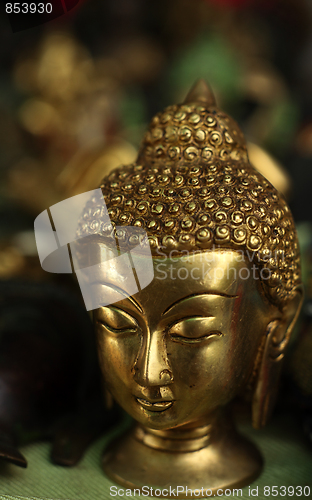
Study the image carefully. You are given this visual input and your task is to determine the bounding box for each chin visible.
[135,409,186,430]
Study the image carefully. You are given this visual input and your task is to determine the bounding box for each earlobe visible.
[252,286,303,429]
[272,285,304,349]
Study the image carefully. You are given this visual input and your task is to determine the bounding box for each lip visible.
[136,397,175,412]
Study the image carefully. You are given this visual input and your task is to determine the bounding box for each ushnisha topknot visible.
[138,79,248,166]
[77,80,301,307]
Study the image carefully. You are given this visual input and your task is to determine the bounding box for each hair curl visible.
[77,98,301,308]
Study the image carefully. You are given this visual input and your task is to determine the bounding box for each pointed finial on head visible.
[184,79,216,106]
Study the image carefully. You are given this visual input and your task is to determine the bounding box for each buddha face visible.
[94,248,277,431]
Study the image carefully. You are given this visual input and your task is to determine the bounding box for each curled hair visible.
[77,99,301,308]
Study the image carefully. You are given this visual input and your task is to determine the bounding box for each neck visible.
[134,410,231,453]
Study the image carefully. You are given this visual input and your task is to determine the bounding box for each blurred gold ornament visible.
[56,140,137,198]
[9,31,138,214]
[0,246,24,279]
[248,142,292,199]
[7,140,136,214]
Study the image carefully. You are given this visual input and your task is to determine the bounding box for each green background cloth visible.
[0,415,311,499]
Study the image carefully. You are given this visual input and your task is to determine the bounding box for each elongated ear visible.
[252,286,303,429]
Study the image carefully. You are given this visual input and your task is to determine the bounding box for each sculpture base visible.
[102,419,263,498]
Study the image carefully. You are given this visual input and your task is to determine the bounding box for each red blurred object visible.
[63,0,81,12]
[7,0,85,32]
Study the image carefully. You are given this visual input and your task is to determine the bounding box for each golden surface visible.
[78,80,301,307]
[0,414,311,500]
[79,81,303,495]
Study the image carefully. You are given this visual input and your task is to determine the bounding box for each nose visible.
[133,330,173,387]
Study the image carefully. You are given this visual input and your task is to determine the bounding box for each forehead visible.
[86,245,265,311]
[152,250,254,296]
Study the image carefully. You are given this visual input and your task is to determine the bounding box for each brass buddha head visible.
[76,80,303,494]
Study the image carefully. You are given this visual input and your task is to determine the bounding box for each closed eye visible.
[97,306,138,334]
[167,317,223,344]
[98,323,137,334]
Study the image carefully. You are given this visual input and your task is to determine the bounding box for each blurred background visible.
[0,0,312,460]
[2,0,312,254]
[1,0,312,257]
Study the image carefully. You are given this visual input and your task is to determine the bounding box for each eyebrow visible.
[162,292,238,316]
[91,281,143,313]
